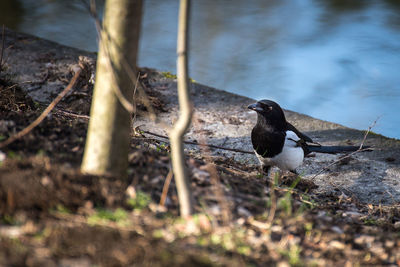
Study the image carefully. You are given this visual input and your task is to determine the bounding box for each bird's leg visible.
[261,165,279,187]
[259,165,271,185]
[262,165,271,175]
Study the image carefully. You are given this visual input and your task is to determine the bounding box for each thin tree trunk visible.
[81,0,142,177]
[169,0,194,217]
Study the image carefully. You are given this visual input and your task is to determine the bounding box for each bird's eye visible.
[261,104,272,111]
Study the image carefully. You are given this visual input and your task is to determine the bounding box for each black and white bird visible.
[248,99,368,174]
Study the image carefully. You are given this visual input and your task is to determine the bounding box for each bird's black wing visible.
[286,122,314,143]
[251,126,286,158]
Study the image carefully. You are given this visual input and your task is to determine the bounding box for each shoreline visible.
[2,27,400,204]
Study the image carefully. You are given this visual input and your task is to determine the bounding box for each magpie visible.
[248,99,369,174]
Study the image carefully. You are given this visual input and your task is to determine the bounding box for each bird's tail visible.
[307,145,371,154]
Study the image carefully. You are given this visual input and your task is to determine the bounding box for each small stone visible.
[197,214,212,232]
[148,203,167,213]
[369,243,387,260]
[329,240,345,249]
[22,220,38,234]
[41,176,53,187]
[331,226,344,235]
[237,206,252,217]
[150,175,163,184]
[125,185,136,199]
[236,217,245,225]
[271,225,283,232]
[0,226,22,238]
[277,261,290,267]
[354,235,375,247]
[385,240,395,248]
[342,211,363,220]
[208,205,221,215]
[59,257,91,267]
[0,151,6,162]
[192,169,210,183]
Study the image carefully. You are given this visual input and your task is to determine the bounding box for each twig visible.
[1,81,33,92]
[360,116,379,149]
[310,147,372,182]
[160,168,173,207]
[385,189,396,204]
[310,117,378,181]
[46,109,256,155]
[132,72,140,124]
[215,163,256,177]
[141,130,254,154]
[53,108,90,119]
[0,68,82,149]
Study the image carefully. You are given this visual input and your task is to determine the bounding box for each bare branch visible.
[44,110,256,155]
[310,117,378,181]
[169,0,194,217]
[160,168,173,207]
[142,130,254,154]
[0,68,82,149]
[360,116,380,149]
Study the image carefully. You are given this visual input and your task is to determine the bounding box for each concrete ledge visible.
[2,28,400,204]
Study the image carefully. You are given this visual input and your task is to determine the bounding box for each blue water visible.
[1,0,399,139]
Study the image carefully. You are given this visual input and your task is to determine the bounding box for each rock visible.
[329,240,346,249]
[342,211,363,220]
[331,226,344,235]
[0,151,5,163]
[237,206,252,217]
[354,235,375,247]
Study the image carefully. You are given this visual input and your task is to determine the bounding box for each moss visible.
[161,71,177,79]
[161,71,196,83]
[126,190,151,210]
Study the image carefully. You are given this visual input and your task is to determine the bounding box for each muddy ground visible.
[1,28,400,266]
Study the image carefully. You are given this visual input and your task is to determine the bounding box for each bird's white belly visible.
[272,145,304,171]
[255,130,304,171]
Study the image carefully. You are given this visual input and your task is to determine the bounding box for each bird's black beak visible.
[248,103,263,112]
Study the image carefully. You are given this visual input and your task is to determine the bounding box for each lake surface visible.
[1,0,399,139]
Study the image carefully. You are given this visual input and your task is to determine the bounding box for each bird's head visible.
[248,99,285,117]
[248,99,287,128]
